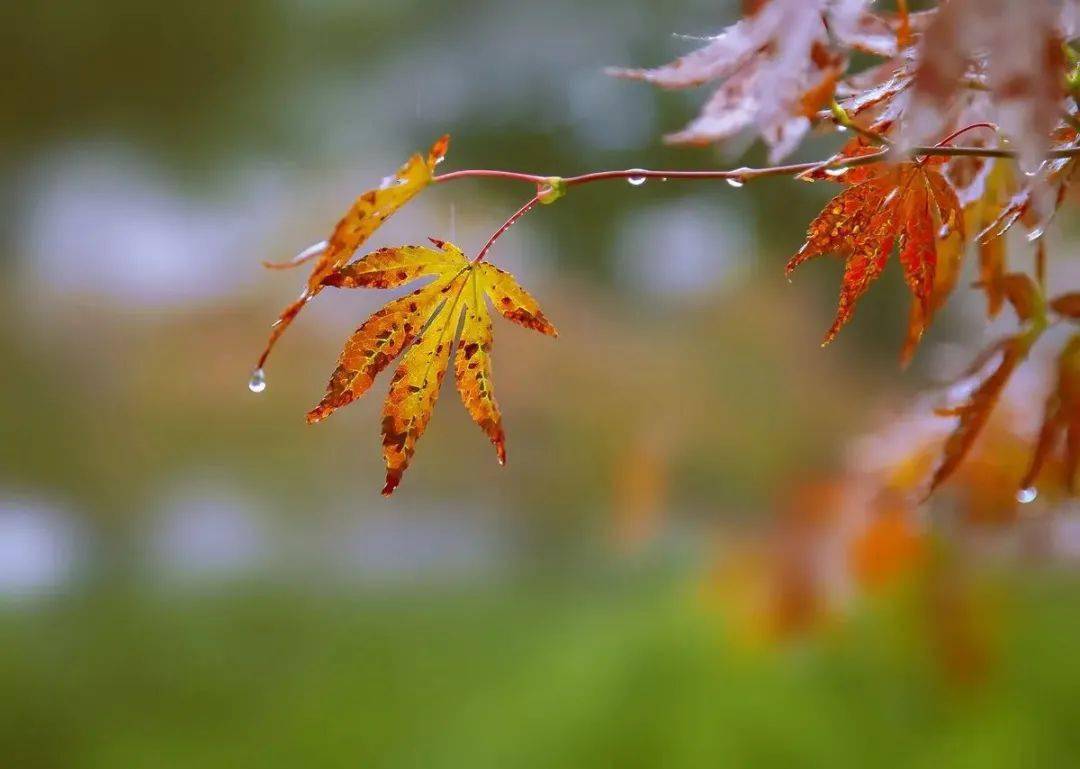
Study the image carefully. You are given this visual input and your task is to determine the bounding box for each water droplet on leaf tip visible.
[248,368,267,394]
[726,178,744,188]
[627,170,647,186]
[1016,487,1037,504]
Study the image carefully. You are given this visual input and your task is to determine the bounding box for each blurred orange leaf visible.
[1050,293,1080,319]
[1021,334,1080,492]
[929,274,1045,494]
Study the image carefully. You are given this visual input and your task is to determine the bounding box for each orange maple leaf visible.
[255,135,450,371]
[307,241,556,495]
[928,274,1046,495]
[787,159,964,346]
[1021,334,1080,493]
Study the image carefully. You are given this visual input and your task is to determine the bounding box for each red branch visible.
[437,132,1080,261]
[474,194,541,264]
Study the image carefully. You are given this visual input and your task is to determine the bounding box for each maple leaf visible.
[307,241,556,495]
[832,62,914,128]
[1021,334,1080,493]
[255,135,450,371]
[832,5,935,59]
[1050,293,1080,319]
[903,0,1068,167]
[953,159,1014,318]
[787,159,964,346]
[976,127,1079,247]
[899,215,964,367]
[606,0,875,162]
[928,273,1046,495]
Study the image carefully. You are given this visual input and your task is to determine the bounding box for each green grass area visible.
[3,569,1080,769]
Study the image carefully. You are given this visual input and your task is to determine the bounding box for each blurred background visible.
[2,0,1080,766]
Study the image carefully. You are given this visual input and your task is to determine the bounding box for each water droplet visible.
[825,168,847,178]
[661,177,669,182]
[1026,226,1045,242]
[379,175,408,189]
[248,368,267,394]
[726,178,745,188]
[836,125,848,133]
[1016,487,1037,504]
[627,170,647,186]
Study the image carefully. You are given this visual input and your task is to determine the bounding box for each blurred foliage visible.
[4,569,1080,768]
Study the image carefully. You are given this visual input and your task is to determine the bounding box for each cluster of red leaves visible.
[727,0,1080,497]
[792,140,1080,496]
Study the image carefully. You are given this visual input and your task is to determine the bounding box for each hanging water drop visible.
[627,170,647,186]
[1022,163,1044,178]
[1016,486,1037,504]
[726,177,745,188]
[248,368,267,394]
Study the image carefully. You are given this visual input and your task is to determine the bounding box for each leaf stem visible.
[473,194,541,264]
[829,98,891,146]
[933,122,998,147]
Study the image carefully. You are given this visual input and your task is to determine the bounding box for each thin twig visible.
[441,141,1080,262]
[933,122,998,146]
[473,194,541,264]
[435,144,1080,192]
[434,169,547,185]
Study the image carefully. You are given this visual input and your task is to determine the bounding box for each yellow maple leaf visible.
[307,241,557,495]
[256,135,450,371]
